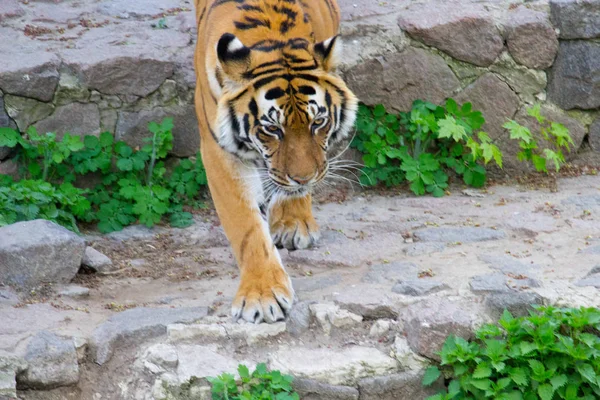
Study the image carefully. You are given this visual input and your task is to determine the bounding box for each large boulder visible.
[17,331,79,390]
[0,220,86,288]
[4,95,54,132]
[504,7,558,69]
[344,48,460,112]
[33,102,101,138]
[549,0,600,40]
[397,3,503,67]
[548,41,600,110]
[0,53,60,102]
[590,118,600,152]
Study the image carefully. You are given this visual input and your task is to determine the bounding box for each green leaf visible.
[116,158,133,171]
[0,128,21,147]
[504,120,532,143]
[577,364,596,384]
[520,342,537,356]
[373,104,386,117]
[473,363,492,379]
[538,384,554,400]
[550,374,568,390]
[438,116,467,142]
[527,103,544,124]
[532,154,547,172]
[510,368,528,386]
[409,178,425,196]
[422,367,441,386]
[470,379,492,391]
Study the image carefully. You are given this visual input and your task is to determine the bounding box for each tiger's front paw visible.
[231,265,294,324]
[270,215,320,250]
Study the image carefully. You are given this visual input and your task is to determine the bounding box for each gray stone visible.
[550,0,600,39]
[81,247,114,274]
[589,118,600,152]
[68,56,174,98]
[455,73,520,143]
[269,346,397,386]
[0,220,85,288]
[33,103,101,138]
[0,54,60,102]
[287,301,313,337]
[562,195,600,209]
[358,371,443,400]
[104,224,161,241]
[397,3,504,67]
[344,48,460,112]
[96,0,184,19]
[362,262,419,284]
[403,243,445,257]
[4,95,54,132]
[54,71,90,107]
[0,288,19,305]
[414,227,506,243]
[404,298,475,361]
[115,105,200,157]
[0,158,18,179]
[292,275,341,292]
[0,0,24,21]
[90,306,208,365]
[17,331,79,390]
[392,280,449,296]
[58,285,90,299]
[0,352,27,398]
[490,53,547,104]
[576,265,600,288]
[548,41,600,110]
[293,378,359,400]
[504,7,558,69]
[484,292,545,319]
[479,254,539,275]
[470,273,541,294]
[333,287,399,320]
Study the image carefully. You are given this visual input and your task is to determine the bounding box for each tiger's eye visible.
[267,125,279,132]
[313,118,325,126]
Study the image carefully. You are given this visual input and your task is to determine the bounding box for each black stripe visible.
[243,67,286,79]
[230,88,249,102]
[197,6,206,28]
[229,103,241,137]
[243,114,251,138]
[265,87,286,100]
[234,17,271,30]
[325,90,332,107]
[323,0,336,24]
[248,98,259,122]
[280,20,295,34]
[299,85,316,95]
[238,4,263,12]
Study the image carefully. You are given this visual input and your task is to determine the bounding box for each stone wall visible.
[0,0,599,174]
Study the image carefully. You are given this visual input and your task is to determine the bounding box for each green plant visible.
[208,363,299,400]
[423,306,600,400]
[0,118,207,233]
[503,105,574,173]
[352,99,502,197]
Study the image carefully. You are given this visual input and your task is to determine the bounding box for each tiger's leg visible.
[269,194,320,250]
[201,138,294,323]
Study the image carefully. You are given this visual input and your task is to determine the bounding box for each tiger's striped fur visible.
[193,0,357,323]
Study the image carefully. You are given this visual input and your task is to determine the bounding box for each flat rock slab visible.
[413,227,506,243]
[269,346,397,386]
[362,262,419,284]
[91,306,208,365]
[478,255,540,275]
[0,220,85,288]
[293,275,342,292]
[293,378,359,400]
[175,344,253,383]
[358,371,443,400]
[392,280,449,296]
[484,292,545,319]
[470,273,541,294]
[562,195,600,209]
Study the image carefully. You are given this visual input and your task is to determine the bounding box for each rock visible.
[550,0,600,39]
[57,285,90,299]
[0,220,85,288]
[504,7,558,69]
[414,227,506,243]
[287,301,313,337]
[293,275,341,292]
[17,331,79,390]
[54,71,90,107]
[0,54,60,102]
[397,3,503,67]
[67,56,174,98]
[490,52,547,104]
[334,287,399,320]
[0,97,17,159]
[0,0,25,21]
[169,320,285,345]
[479,254,539,275]
[0,158,18,179]
[358,371,443,400]
[293,378,359,400]
[269,346,397,386]
[115,105,200,157]
[81,247,114,274]
[562,195,600,210]
[404,299,476,361]
[590,118,600,152]
[503,212,559,236]
[90,306,208,365]
[403,243,445,257]
[484,292,545,319]
[362,262,419,284]
[33,103,101,138]
[391,336,428,371]
[0,352,27,398]
[104,224,162,241]
[344,48,460,112]
[173,344,252,383]
[144,344,179,373]
[455,73,520,143]
[96,0,184,19]
[576,265,600,288]
[392,280,450,296]
[369,320,391,338]
[228,322,286,345]
[168,323,227,342]
[310,303,362,335]
[0,288,19,306]
[548,41,600,110]
[470,273,541,294]
[4,95,54,132]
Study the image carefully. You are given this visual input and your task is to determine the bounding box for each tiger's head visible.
[213,33,358,197]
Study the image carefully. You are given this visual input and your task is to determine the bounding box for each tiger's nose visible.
[288,174,314,185]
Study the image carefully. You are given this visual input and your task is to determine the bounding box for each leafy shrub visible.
[503,105,574,173]
[0,119,207,233]
[423,306,600,400]
[208,363,299,400]
[352,99,503,197]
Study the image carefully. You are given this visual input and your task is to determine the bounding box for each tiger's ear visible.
[216,33,251,85]
[314,36,341,72]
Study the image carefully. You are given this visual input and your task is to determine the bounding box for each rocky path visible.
[1,176,599,399]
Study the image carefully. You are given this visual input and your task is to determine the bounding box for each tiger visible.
[193,0,358,323]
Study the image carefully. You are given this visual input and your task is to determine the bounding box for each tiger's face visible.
[214,34,358,197]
